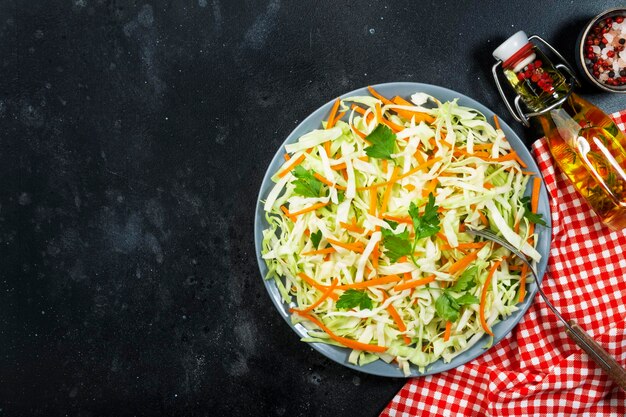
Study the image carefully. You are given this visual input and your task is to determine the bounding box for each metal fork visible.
[466,227,626,391]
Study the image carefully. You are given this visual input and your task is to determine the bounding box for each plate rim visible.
[254,82,552,377]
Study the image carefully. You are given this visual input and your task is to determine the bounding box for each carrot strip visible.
[441,242,487,251]
[382,214,412,224]
[404,184,416,192]
[448,250,479,275]
[515,155,528,169]
[324,141,331,157]
[443,321,452,342]
[380,166,400,215]
[473,144,494,151]
[518,263,528,303]
[422,178,439,198]
[483,182,494,190]
[301,247,336,256]
[385,297,411,345]
[293,311,387,352]
[326,98,340,129]
[478,210,489,226]
[367,86,394,105]
[371,242,379,271]
[493,115,501,130]
[328,107,346,130]
[381,159,388,173]
[381,117,404,133]
[289,201,329,217]
[357,157,442,191]
[313,172,347,190]
[277,153,306,178]
[351,123,368,141]
[480,261,501,336]
[413,149,427,165]
[351,104,376,124]
[338,274,402,290]
[369,188,377,216]
[340,221,365,234]
[393,275,436,292]
[390,96,435,124]
[375,102,383,122]
[493,152,518,163]
[531,177,541,214]
[280,205,296,222]
[326,238,365,253]
[284,153,291,161]
[331,162,347,171]
[291,279,339,314]
[297,272,339,300]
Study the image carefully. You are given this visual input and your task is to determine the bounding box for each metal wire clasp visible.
[491,34,581,127]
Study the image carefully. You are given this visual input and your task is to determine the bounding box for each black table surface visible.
[2,0,625,416]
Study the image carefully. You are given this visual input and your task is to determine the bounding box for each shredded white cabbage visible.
[261,90,543,375]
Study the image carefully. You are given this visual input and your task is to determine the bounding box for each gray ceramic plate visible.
[254,82,551,377]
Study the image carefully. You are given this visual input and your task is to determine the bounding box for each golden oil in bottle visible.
[494,32,626,230]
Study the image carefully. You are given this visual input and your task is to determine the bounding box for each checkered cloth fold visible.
[382,110,626,417]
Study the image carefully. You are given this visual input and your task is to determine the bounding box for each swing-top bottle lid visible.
[493,31,531,66]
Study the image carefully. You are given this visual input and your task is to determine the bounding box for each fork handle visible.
[565,320,626,391]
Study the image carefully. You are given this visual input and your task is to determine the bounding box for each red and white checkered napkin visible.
[381,110,626,417]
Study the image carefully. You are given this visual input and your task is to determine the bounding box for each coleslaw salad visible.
[260,86,544,376]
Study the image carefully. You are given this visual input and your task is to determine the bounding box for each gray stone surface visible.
[0,0,623,415]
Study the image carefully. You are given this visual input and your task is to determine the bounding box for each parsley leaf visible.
[337,190,346,203]
[449,266,478,292]
[455,294,480,305]
[408,193,441,240]
[364,124,396,160]
[293,166,324,198]
[310,230,322,249]
[435,291,480,322]
[435,267,480,322]
[435,292,460,322]
[336,289,373,310]
[521,196,547,227]
[381,228,412,263]
[384,219,399,229]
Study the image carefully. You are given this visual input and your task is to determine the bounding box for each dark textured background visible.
[1,0,624,416]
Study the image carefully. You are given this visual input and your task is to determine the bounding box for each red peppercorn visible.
[616,16,624,24]
[531,74,539,82]
[517,72,525,81]
[587,52,596,60]
[593,71,600,77]
[594,38,600,45]
[608,50,615,58]
[534,60,542,68]
[527,63,535,71]
[606,17,613,24]
[586,38,593,45]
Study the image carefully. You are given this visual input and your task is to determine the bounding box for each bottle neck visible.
[502,44,571,114]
